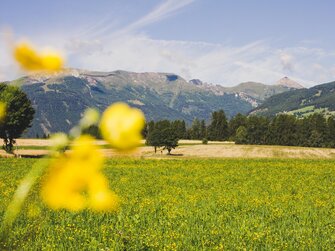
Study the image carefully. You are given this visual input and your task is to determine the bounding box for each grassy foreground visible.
[1,158,335,250]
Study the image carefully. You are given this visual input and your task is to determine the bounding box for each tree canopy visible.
[0,83,35,152]
[146,120,179,154]
[207,110,229,141]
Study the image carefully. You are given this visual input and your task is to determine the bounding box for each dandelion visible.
[100,102,145,150]
[41,135,119,212]
[13,42,63,72]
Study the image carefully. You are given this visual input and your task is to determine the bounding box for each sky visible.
[1,0,335,87]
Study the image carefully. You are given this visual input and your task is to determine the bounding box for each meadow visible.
[1,158,335,250]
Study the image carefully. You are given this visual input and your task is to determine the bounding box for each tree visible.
[296,114,328,147]
[308,113,328,147]
[245,116,270,145]
[146,120,166,152]
[235,126,248,144]
[146,129,163,153]
[228,113,247,140]
[0,84,35,152]
[171,120,186,139]
[327,116,335,147]
[141,122,148,138]
[208,110,229,141]
[145,119,179,154]
[190,118,201,140]
[82,125,101,139]
[200,120,207,139]
[309,130,324,147]
[147,121,155,136]
[268,114,297,146]
[161,127,178,154]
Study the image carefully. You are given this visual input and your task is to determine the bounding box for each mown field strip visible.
[3,139,335,159]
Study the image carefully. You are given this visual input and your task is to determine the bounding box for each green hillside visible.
[251,81,335,117]
[189,79,299,103]
[224,81,291,101]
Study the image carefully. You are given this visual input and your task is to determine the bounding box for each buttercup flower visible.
[50,132,68,151]
[14,42,63,72]
[80,108,100,129]
[100,102,145,150]
[41,135,119,212]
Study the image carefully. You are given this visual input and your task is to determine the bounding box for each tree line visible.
[144,110,335,150]
[232,113,335,148]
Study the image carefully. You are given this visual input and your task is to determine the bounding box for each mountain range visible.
[4,69,303,137]
[190,76,303,104]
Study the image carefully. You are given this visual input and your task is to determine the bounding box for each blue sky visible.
[1,0,335,86]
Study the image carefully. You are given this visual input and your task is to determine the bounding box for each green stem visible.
[0,158,50,238]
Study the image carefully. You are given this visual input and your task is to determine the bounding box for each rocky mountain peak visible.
[189,79,204,86]
[276,77,304,89]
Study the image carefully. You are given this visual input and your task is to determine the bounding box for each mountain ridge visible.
[251,81,335,117]
[4,69,303,137]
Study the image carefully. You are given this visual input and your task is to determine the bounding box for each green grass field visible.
[1,158,335,250]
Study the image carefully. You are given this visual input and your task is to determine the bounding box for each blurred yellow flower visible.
[80,108,100,129]
[0,102,6,121]
[41,135,119,212]
[100,102,145,150]
[14,42,63,72]
[50,132,68,151]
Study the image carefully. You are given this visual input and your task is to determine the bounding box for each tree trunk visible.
[3,138,15,153]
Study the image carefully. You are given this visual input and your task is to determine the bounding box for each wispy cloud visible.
[2,0,335,87]
[124,0,195,32]
[81,0,196,39]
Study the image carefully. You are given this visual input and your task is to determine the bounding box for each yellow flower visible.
[14,42,63,72]
[0,102,6,121]
[50,132,68,151]
[100,102,145,150]
[88,173,120,211]
[41,135,119,212]
[80,108,100,129]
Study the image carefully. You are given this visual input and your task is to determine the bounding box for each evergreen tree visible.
[208,110,229,141]
[296,114,328,147]
[268,114,297,146]
[245,116,270,145]
[296,118,311,147]
[200,120,207,139]
[228,113,248,140]
[309,130,324,147]
[171,120,186,139]
[185,128,192,140]
[190,118,201,139]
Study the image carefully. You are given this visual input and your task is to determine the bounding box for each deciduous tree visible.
[0,83,35,152]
